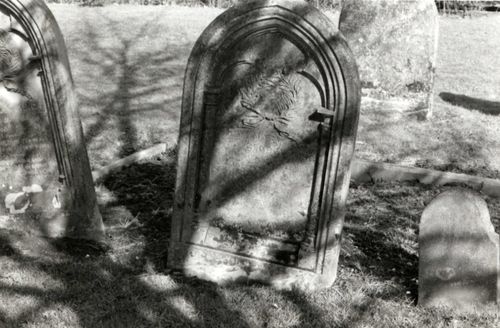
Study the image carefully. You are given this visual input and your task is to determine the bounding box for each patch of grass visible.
[356,12,500,178]
[48,4,222,167]
[2,177,500,327]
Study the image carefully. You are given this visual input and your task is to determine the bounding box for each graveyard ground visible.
[1,4,500,328]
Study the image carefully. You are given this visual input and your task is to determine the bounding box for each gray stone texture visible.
[169,0,361,290]
[339,0,439,116]
[419,189,500,310]
[0,0,104,241]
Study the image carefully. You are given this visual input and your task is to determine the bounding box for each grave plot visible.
[169,0,361,290]
[0,0,103,241]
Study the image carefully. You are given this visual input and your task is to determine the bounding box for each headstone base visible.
[168,242,336,290]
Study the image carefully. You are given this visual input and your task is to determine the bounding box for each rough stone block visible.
[339,0,439,117]
[419,189,500,310]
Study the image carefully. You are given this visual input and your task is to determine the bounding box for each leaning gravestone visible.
[169,0,361,290]
[339,0,439,117]
[0,0,104,241]
[419,189,500,310]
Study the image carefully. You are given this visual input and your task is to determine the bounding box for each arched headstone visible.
[0,0,104,241]
[419,189,500,310]
[169,0,361,290]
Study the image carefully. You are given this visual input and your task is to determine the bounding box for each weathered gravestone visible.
[339,0,439,117]
[419,189,500,310]
[0,0,104,241]
[169,0,361,290]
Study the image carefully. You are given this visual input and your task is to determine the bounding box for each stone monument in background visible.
[0,0,104,241]
[169,0,361,290]
[419,189,500,310]
[339,0,439,118]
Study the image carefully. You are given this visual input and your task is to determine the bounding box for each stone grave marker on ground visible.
[419,188,500,310]
[339,0,439,118]
[0,0,104,241]
[169,0,361,290]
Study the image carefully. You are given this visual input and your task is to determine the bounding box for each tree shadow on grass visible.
[341,180,441,303]
[0,246,254,327]
[0,141,256,327]
[0,150,257,327]
[0,225,330,328]
[75,12,185,161]
[101,149,177,271]
[0,158,470,327]
[439,92,500,115]
[342,224,419,300]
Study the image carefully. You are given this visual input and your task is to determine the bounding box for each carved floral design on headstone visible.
[239,67,299,142]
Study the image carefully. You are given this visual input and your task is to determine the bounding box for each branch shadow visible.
[74,11,185,160]
[341,180,431,303]
[0,244,254,327]
[440,92,500,115]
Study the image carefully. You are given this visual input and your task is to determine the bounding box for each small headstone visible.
[0,0,104,241]
[339,0,439,117]
[169,0,361,290]
[419,189,500,310]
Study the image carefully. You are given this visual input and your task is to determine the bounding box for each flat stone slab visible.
[418,189,500,310]
[339,0,439,116]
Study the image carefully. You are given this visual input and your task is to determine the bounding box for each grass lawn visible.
[48,5,223,166]
[0,4,500,327]
[48,5,500,178]
[357,13,500,177]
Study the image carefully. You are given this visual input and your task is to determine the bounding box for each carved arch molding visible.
[170,0,361,290]
[0,0,103,241]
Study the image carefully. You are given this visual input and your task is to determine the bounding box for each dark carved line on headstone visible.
[195,87,220,211]
[298,70,325,106]
[186,235,305,269]
[213,23,336,107]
